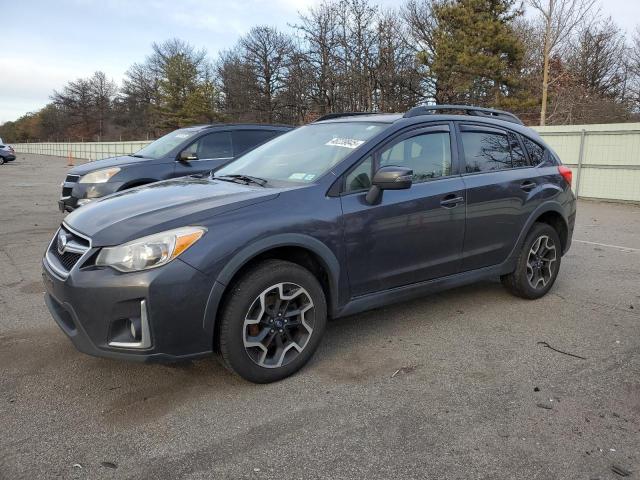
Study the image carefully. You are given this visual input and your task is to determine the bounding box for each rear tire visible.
[0,157,5,165]
[217,259,327,383]
[501,222,561,299]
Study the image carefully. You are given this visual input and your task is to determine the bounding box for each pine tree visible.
[426,0,525,108]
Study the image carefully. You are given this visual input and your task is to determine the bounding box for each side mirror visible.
[178,150,198,162]
[365,166,413,204]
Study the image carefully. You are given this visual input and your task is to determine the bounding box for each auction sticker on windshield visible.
[326,137,365,149]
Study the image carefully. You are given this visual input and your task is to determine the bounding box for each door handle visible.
[440,194,465,208]
[520,180,536,192]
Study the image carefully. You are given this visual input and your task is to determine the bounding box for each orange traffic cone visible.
[67,150,74,167]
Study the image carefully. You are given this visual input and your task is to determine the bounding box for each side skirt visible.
[335,263,508,319]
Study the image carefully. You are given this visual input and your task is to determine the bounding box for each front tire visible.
[501,223,561,299]
[217,260,327,383]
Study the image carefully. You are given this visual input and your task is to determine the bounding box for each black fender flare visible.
[202,233,341,337]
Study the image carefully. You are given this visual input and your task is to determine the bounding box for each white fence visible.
[12,141,151,161]
[533,123,640,203]
[12,122,640,202]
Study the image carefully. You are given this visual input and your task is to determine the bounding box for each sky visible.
[1,0,639,124]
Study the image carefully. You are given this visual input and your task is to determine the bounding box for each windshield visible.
[133,128,199,160]
[216,122,387,184]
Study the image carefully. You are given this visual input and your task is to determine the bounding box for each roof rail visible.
[314,112,373,122]
[403,105,523,125]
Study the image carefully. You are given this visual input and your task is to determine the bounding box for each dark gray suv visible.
[59,124,291,211]
[42,105,576,383]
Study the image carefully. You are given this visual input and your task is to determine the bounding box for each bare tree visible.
[88,72,117,140]
[401,0,440,101]
[280,49,316,123]
[293,1,341,114]
[568,18,627,99]
[628,27,640,112]
[526,0,597,125]
[216,49,258,122]
[335,0,378,111]
[239,26,296,123]
[52,71,116,140]
[374,10,422,111]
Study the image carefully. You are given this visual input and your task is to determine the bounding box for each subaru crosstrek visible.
[58,124,291,211]
[42,105,576,383]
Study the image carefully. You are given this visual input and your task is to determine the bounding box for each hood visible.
[69,155,163,175]
[65,176,280,246]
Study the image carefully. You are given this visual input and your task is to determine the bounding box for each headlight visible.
[79,167,121,183]
[95,226,206,272]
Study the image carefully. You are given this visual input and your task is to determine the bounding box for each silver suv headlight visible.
[79,167,121,183]
[95,226,206,272]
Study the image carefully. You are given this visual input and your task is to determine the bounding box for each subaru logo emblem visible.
[57,231,70,255]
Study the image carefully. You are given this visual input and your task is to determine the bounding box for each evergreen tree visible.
[427,0,525,107]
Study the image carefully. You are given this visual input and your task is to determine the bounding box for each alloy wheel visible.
[243,282,315,368]
[526,235,557,289]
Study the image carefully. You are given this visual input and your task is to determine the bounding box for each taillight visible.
[558,166,572,186]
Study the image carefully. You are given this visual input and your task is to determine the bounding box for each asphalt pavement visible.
[1,154,639,479]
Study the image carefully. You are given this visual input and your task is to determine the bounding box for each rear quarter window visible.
[522,136,546,166]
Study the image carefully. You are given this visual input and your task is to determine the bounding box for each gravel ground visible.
[1,154,639,480]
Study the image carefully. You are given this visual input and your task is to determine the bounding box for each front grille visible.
[50,248,83,271]
[46,226,91,277]
[62,187,73,197]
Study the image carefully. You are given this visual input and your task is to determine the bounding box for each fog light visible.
[108,300,151,349]
[129,317,141,341]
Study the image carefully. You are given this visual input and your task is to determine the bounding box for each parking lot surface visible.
[1,154,639,480]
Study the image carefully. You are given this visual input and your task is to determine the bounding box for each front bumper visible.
[59,180,124,212]
[42,253,216,362]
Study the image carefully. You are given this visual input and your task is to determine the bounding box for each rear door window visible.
[232,130,281,156]
[461,130,512,172]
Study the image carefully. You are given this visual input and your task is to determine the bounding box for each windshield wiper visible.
[129,154,145,158]
[214,174,268,187]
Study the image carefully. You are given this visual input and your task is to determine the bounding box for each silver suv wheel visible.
[243,282,315,368]
[526,235,557,289]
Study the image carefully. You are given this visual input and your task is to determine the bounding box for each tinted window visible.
[196,132,233,159]
[522,136,545,166]
[345,156,373,192]
[380,132,452,182]
[461,131,512,172]
[233,130,280,156]
[509,132,527,168]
